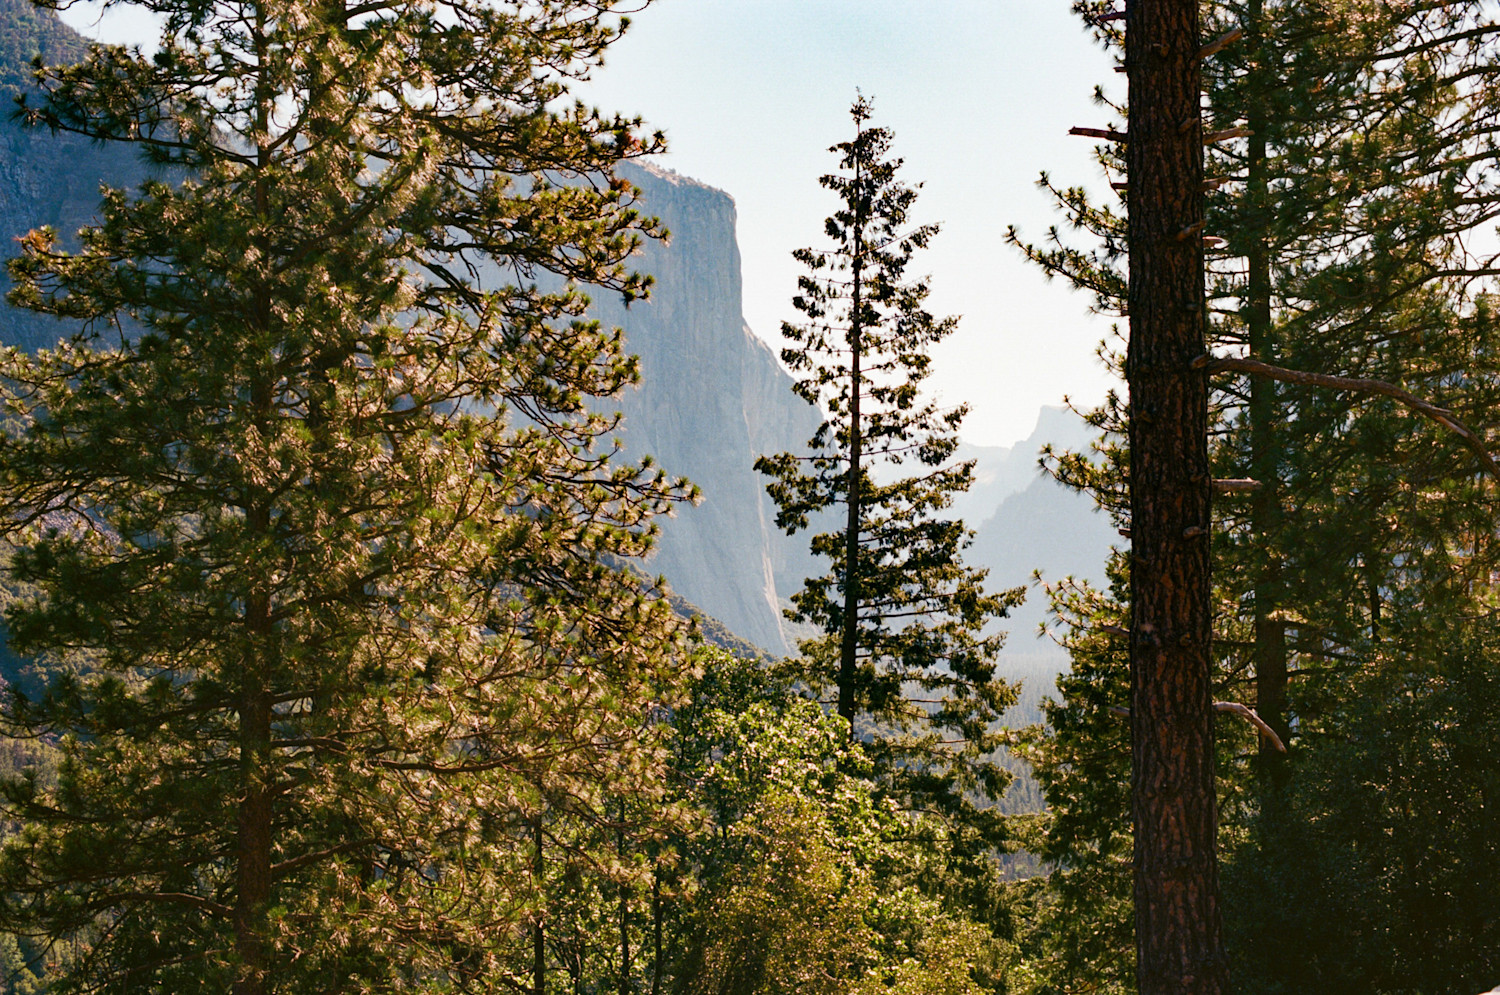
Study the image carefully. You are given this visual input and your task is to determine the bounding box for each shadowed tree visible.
[1011,1,1500,992]
[1122,2,1226,993]
[755,96,1020,834]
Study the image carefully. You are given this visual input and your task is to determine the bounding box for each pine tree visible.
[755,97,1020,833]
[1120,2,1227,992]
[1204,0,1500,787]
[0,1,692,992]
[663,648,1002,995]
[1011,1,1500,991]
[1200,2,1500,988]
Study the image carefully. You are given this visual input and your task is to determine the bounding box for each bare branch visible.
[1070,126,1129,143]
[1199,355,1500,480]
[1199,27,1244,60]
[1213,701,1287,754]
[1108,701,1288,753]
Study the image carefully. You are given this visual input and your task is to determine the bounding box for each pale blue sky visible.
[576,1,1120,447]
[59,0,1121,447]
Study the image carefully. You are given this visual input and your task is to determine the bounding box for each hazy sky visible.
[58,0,1121,448]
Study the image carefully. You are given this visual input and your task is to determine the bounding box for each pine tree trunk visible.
[1126,1,1228,993]
[1245,0,1290,785]
[236,99,275,985]
[617,814,630,995]
[838,143,866,731]
[534,812,546,995]
[234,584,273,995]
[650,869,663,995]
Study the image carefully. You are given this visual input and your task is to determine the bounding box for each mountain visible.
[588,164,824,655]
[966,409,1118,653]
[0,0,82,94]
[597,174,1119,660]
[950,405,1097,526]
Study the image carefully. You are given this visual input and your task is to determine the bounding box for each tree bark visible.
[1126,1,1229,993]
[235,49,275,982]
[1244,0,1291,780]
[234,579,273,995]
[534,812,546,995]
[617,814,630,995]
[650,869,663,995]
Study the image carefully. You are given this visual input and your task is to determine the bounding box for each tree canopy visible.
[0,1,693,991]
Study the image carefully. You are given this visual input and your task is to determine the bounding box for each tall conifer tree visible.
[755,97,1019,832]
[1122,0,1225,990]
[1012,1,1500,991]
[0,1,691,992]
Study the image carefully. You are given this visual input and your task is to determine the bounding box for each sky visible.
[574,1,1122,448]
[58,0,1122,449]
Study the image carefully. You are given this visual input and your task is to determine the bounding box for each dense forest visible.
[0,0,1493,994]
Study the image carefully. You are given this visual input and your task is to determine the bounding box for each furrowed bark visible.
[1126,1,1229,993]
[234,580,273,995]
[235,37,275,984]
[535,812,546,995]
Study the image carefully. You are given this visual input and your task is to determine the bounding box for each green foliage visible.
[1011,2,1500,992]
[0,733,72,995]
[1218,627,1500,990]
[0,0,695,991]
[754,95,1021,833]
[1009,565,1134,995]
[1224,624,1500,995]
[668,650,999,995]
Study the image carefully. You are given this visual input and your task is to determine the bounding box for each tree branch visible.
[1212,701,1287,754]
[1108,701,1288,753]
[1199,355,1500,480]
[1070,126,1129,143]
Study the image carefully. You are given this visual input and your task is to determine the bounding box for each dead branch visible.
[1204,125,1253,144]
[1198,355,1500,480]
[1198,27,1244,60]
[1212,478,1262,494]
[1070,126,1129,143]
[1108,701,1288,753]
[1213,701,1287,753]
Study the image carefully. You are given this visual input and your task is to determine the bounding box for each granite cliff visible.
[592,164,823,655]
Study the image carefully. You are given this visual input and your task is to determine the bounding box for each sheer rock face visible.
[597,164,824,655]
